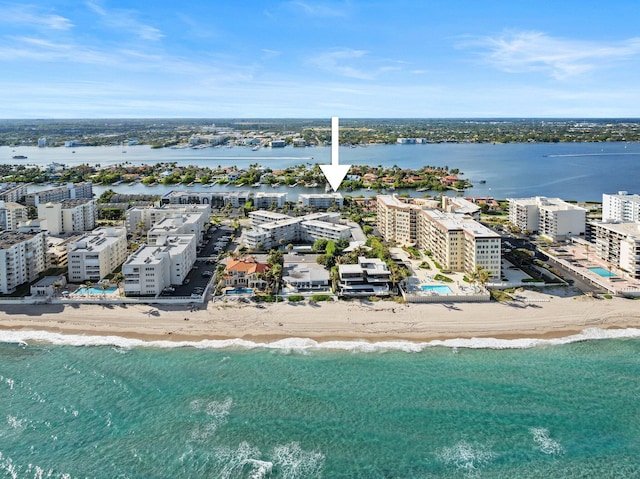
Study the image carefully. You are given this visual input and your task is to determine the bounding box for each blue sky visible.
[2,0,640,118]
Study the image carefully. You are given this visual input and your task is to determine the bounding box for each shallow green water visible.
[1,338,640,478]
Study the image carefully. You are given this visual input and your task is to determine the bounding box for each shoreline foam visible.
[2,328,640,352]
[2,289,640,350]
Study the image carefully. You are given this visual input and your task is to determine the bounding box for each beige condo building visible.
[377,195,501,278]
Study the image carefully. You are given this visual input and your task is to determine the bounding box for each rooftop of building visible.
[301,219,351,232]
[0,201,27,210]
[509,196,586,211]
[422,209,500,238]
[604,191,640,200]
[69,227,126,252]
[125,236,193,266]
[0,231,42,249]
[377,194,414,209]
[592,221,640,238]
[298,192,343,199]
[60,198,96,208]
[225,257,270,275]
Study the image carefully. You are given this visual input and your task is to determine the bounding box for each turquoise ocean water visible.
[2,330,640,478]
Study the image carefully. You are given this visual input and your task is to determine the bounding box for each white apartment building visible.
[508,197,586,240]
[244,211,350,250]
[126,204,210,238]
[338,256,391,296]
[147,214,206,245]
[25,182,93,206]
[248,210,290,226]
[590,221,640,280]
[0,201,29,231]
[298,193,344,210]
[67,227,128,283]
[38,198,97,235]
[301,219,351,243]
[508,197,541,233]
[253,192,287,209]
[160,190,250,209]
[603,191,640,222]
[0,183,28,203]
[122,235,197,296]
[160,189,287,210]
[0,231,47,294]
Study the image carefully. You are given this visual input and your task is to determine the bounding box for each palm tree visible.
[268,263,283,295]
[470,266,491,288]
[329,266,340,293]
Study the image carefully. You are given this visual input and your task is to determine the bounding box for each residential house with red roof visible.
[223,257,270,291]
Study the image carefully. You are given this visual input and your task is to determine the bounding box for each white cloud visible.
[285,1,349,18]
[308,49,404,80]
[261,49,281,59]
[85,1,164,41]
[467,30,640,79]
[310,49,372,79]
[0,3,74,30]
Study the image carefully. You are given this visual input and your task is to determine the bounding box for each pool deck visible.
[543,240,640,295]
[390,248,488,301]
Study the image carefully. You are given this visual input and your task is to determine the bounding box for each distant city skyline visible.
[2,0,640,118]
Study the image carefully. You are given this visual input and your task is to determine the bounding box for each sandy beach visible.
[1,287,639,344]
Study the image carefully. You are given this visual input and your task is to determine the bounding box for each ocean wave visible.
[530,427,565,455]
[1,328,640,351]
[436,440,495,478]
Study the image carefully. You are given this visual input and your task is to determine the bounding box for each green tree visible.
[313,238,328,252]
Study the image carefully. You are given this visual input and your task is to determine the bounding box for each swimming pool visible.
[421,285,453,294]
[588,267,617,278]
[225,288,254,295]
[73,286,119,295]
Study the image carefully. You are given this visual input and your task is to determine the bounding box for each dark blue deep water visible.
[4,141,640,200]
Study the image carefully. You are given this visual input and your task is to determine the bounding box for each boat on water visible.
[12,155,28,159]
[304,182,318,188]
[289,182,298,188]
[416,187,428,192]
[252,182,261,187]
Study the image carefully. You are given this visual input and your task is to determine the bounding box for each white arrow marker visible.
[320,116,351,192]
